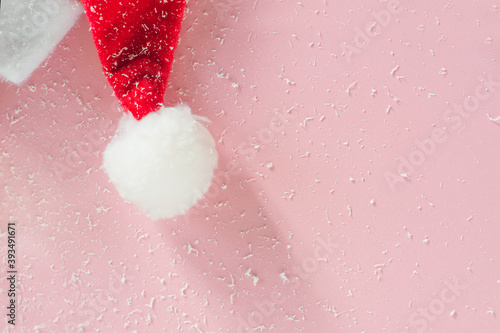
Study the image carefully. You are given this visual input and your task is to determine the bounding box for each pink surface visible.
[1,0,500,332]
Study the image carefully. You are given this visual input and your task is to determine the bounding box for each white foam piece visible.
[0,0,83,85]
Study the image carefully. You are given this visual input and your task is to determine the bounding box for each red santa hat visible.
[81,0,218,219]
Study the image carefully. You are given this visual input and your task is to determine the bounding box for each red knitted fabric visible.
[81,0,186,120]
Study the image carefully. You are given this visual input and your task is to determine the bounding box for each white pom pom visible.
[103,104,218,219]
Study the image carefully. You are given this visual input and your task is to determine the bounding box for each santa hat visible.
[81,0,218,219]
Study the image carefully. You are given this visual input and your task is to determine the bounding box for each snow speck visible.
[438,67,448,76]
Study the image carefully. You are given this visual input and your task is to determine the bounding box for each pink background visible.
[1,0,500,332]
